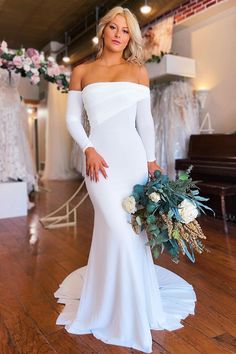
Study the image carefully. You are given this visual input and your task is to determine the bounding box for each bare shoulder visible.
[138,65,149,87]
[69,62,92,90]
[128,62,149,87]
[69,64,85,91]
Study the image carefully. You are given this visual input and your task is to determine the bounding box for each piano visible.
[175,134,236,223]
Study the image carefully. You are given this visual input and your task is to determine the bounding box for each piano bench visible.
[197,182,236,234]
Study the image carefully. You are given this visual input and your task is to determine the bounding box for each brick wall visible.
[160,0,227,25]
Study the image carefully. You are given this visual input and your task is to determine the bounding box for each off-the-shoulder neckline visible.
[69,81,150,93]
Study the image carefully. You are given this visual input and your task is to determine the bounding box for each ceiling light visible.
[92,7,100,45]
[62,56,70,63]
[140,0,152,14]
[62,33,70,64]
[62,45,70,63]
[92,36,99,45]
[27,107,33,114]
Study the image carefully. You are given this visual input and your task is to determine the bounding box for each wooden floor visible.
[0,179,235,354]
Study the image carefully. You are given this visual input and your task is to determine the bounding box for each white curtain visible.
[151,80,199,179]
[42,83,78,180]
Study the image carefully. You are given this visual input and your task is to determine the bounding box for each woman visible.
[54,6,196,353]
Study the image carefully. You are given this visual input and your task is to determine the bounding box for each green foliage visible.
[172,229,180,240]
[146,215,156,224]
[128,168,211,264]
[145,51,178,64]
[146,201,157,214]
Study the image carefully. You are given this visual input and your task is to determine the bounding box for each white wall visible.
[18,77,39,101]
[172,1,236,133]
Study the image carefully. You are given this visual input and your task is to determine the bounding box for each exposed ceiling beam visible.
[0,0,184,64]
[59,0,184,65]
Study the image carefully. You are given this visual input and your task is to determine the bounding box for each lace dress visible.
[0,68,37,192]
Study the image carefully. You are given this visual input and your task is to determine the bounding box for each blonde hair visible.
[96,6,144,65]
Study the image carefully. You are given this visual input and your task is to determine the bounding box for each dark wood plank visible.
[0,315,20,354]
[0,283,56,354]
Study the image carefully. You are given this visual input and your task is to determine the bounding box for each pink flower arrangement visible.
[26,48,39,58]
[31,74,40,84]
[31,55,41,68]
[0,40,69,92]
[13,55,23,68]
[47,63,61,77]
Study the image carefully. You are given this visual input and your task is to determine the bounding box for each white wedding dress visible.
[54,82,196,353]
[0,68,37,192]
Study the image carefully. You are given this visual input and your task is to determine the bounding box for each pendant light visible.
[92,6,99,45]
[62,47,70,63]
[62,32,70,63]
[140,0,152,14]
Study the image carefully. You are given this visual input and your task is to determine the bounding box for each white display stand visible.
[0,181,27,219]
[145,54,196,82]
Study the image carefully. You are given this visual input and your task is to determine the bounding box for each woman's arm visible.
[66,65,94,153]
[136,65,162,175]
[67,65,109,182]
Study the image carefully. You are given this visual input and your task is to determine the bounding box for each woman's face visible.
[103,14,130,54]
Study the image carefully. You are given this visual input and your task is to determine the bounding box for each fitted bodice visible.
[66,80,156,161]
[81,82,150,129]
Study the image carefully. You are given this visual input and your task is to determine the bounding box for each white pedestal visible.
[0,181,27,219]
[145,54,196,82]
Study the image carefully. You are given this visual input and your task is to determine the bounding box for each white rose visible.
[23,64,30,72]
[31,68,39,75]
[23,57,32,72]
[149,192,161,203]
[178,199,198,224]
[122,196,137,214]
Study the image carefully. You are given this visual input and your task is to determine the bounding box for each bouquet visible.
[122,167,211,263]
[0,40,69,92]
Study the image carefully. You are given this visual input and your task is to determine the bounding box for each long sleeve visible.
[136,94,156,162]
[66,90,93,153]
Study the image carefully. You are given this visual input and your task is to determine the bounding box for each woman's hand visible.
[85,147,109,182]
[147,160,163,178]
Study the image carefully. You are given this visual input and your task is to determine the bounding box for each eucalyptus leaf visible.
[178,171,188,181]
[132,192,140,201]
[194,195,209,201]
[147,215,156,224]
[147,224,158,232]
[153,247,160,259]
[146,202,157,214]
[154,170,162,179]
[152,229,160,237]
[133,184,144,196]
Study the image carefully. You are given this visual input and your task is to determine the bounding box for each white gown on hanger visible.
[0,68,37,192]
[54,82,196,353]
